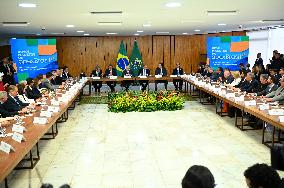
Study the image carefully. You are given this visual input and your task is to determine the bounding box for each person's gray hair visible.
[0,91,7,99]
[247,72,254,79]
[19,80,27,85]
[260,74,269,80]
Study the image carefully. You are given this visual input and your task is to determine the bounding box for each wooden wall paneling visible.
[163,36,171,74]
[170,36,175,73]
[0,45,11,60]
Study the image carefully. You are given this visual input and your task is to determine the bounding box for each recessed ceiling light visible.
[194,29,201,32]
[2,22,29,27]
[156,31,169,34]
[207,10,239,16]
[218,23,227,26]
[66,25,75,28]
[106,32,117,35]
[134,33,139,36]
[137,30,143,33]
[35,33,41,36]
[84,33,90,36]
[182,33,188,35]
[18,3,37,8]
[221,30,226,32]
[77,30,84,33]
[165,2,181,8]
[182,20,204,23]
[143,24,151,27]
[11,38,16,39]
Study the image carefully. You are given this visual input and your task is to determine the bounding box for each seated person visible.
[122,66,133,91]
[172,63,184,91]
[41,72,59,91]
[0,91,20,117]
[225,72,241,87]
[270,69,281,86]
[239,72,259,93]
[26,78,43,100]
[257,75,278,96]
[90,65,103,93]
[62,66,72,80]
[182,165,215,188]
[223,68,234,85]
[155,63,168,91]
[17,82,32,104]
[244,163,282,188]
[264,77,284,103]
[79,71,86,78]
[105,64,117,92]
[139,65,150,92]
[55,68,64,85]
[0,87,29,117]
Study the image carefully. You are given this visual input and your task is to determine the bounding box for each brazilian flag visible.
[116,41,129,76]
[130,40,143,77]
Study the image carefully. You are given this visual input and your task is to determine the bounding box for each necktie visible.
[143,69,146,76]
[6,65,10,74]
[110,69,112,76]
[12,96,20,106]
[160,68,163,75]
[177,68,179,75]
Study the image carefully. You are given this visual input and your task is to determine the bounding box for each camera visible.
[238,25,243,29]
[41,27,46,31]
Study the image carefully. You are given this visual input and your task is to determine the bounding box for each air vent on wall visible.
[207,10,238,15]
[2,22,29,26]
[90,11,123,14]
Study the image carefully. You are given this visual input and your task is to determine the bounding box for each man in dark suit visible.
[155,63,168,91]
[91,65,103,92]
[240,72,259,93]
[257,75,278,96]
[41,72,59,91]
[62,66,72,80]
[172,63,184,91]
[0,57,16,85]
[1,86,28,115]
[223,68,234,84]
[0,91,20,117]
[105,64,117,92]
[25,78,42,100]
[139,65,150,92]
[122,66,133,91]
[254,53,264,70]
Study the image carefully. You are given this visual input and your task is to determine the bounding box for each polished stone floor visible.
[1,101,282,188]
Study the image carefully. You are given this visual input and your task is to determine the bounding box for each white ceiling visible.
[0,0,284,37]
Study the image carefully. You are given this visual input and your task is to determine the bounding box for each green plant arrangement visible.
[108,91,185,113]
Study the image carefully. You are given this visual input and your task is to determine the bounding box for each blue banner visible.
[10,39,58,81]
[207,36,249,71]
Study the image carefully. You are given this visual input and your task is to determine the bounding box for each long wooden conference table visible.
[0,79,87,188]
[182,75,284,149]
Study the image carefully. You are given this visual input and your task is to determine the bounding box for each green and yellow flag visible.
[116,41,129,76]
[130,40,143,77]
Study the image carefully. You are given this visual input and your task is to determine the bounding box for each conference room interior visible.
[1,0,284,188]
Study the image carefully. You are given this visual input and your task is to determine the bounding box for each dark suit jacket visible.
[0,63,16,84]
[91,70,102,77]
[257,84,278,96]
[254,58,263,67]
[240,79,260,93]
[155,67,167,76]
[123,69,133,76]
[0,103,18,117]
[139,68,150,76]
[55,76,63,85]
[26,86,42,99]
[2,95,27,113]
[62,72,72,80]
[224,75,234,84]
[172,68,184,75]
[105,68,117,76]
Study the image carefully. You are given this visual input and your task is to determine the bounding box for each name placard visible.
[234,96,244,102]
[40,111,52,118]
[48,106,60,113]
[170,75,177,78]
[259,104,270,111]
[92,76,101,80]
[138,76,147,78]
[244,100,257,106]
[0,141,14,154]
[155,75,162,78]
[268,109,284,116]
[51,100,60,106]
[12,132,25,143]
[226,93,235,99]
[33,117,48,125]
[109,76,118,79]
[124,76,132,78]
[12,124,26,134]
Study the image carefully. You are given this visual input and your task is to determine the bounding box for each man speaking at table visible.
[139,65,150,92]
[155,63,168,91]
[105,64,117,92]
[172,63,184,91]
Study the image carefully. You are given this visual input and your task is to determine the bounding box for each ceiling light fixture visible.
[165,2,181,8]
[84,33,90,36]
[207,10,239,16]
[218,23,227,26]
[77,31,84,33]
[50,32,65,35]
[2,22,29,27]
[134,33,139,36]
[66,25,75,28]
[182,33,188,35]
[11,38,16,39]
[194,29,201,32]
[156,31,169,34]
[18,3,37,8]
[137,30,143,33]
[106,32,117,35]
[97,22,122,26]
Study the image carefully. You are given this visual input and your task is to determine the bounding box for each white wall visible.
[247,28,284,66]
